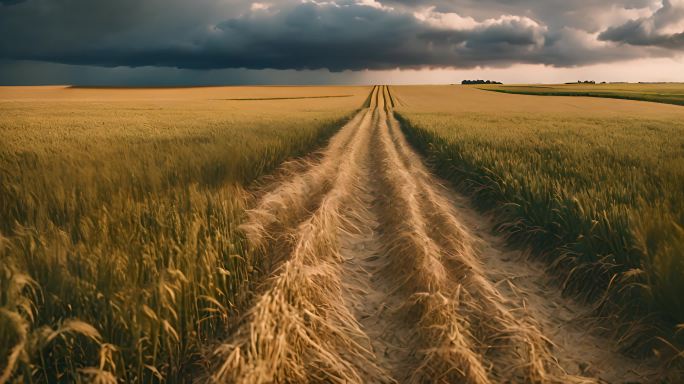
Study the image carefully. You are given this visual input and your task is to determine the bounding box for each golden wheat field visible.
[2,84,684,383]
[0,85,369,382]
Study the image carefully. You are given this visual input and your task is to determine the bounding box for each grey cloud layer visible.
[599,0,684,48]
[0,0,682,71]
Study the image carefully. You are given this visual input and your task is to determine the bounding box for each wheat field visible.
[0,85,370,382]
[394,85,684,366]
[2,84,684,383]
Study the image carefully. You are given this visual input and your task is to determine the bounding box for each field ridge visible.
[478,84,684,106]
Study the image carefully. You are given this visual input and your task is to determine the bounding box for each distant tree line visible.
[565,80,596,84]
[461,80,502,84]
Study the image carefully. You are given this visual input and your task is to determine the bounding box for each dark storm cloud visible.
[203,2,552,70]
[0,0,26,5]
[0,0,681,72]
[600,19,684,47]
[599,0,684,48]
[381,0,658,32]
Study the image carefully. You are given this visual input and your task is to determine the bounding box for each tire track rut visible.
[211,86,658,383]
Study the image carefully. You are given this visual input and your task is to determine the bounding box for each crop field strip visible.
[218,95,354,101]
[211,86,661,383]
[394,84,684,381]
[477,83,684,106]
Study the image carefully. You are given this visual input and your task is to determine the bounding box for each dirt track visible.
[212,86,659,383]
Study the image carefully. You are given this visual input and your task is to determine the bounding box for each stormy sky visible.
[0,0,683,85]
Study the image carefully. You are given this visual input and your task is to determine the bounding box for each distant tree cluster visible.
[565,80,596,84]
[461,80,502,84]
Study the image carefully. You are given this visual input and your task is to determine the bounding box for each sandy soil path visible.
[211,86,659,383]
